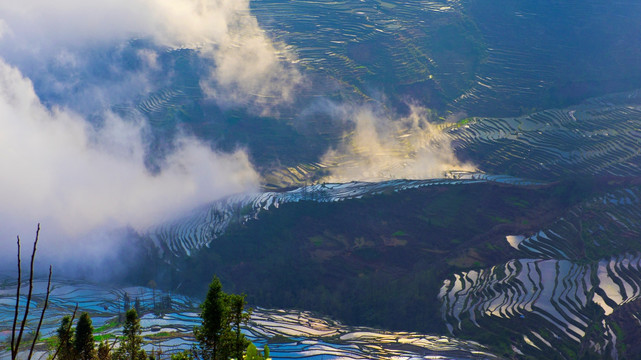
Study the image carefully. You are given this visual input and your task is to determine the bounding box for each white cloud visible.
[0,59,259,255]
[0,0,221,50]
[0,0,300,268]
[0,0,301,111]
[197,4,302,111]
[320,105,476,182]
[0,19,8,39]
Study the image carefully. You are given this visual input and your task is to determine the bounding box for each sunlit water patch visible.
[439,254,641,357]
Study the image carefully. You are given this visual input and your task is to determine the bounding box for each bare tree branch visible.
[109,335,119,353]
[11,235,22,359]
[28,265,53,360]
[15,224,41,357]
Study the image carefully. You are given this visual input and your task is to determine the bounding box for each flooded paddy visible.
[0,277,495,359]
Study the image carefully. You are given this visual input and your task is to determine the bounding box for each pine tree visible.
[194,276,228,360]
[194,277,225,359]
[228,294,251,360]
[56,315,74,360]
[97,341,111,360]
[134,298,141,315]
[194,276,254,360]
[74,312,95,360]
[124,293,131,312]
[169,351,194,360]
[244,343,263,360]
[243,343,270,360]
[115,309,146,360]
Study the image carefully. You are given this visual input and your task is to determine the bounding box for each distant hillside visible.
[125,176,641,358]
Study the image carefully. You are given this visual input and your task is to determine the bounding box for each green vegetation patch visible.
[95,318,120,333]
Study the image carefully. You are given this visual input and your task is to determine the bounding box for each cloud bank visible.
[0,0,301,111]
[320,105,476,182]
[0,0,302,268]
[0,58,259,262]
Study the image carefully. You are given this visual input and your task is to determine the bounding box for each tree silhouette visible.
[228,294,251,360]
[194,276,226,360]
[194,276,253,360]
[115,308,146,360]
[74,312,96,360]
[56,315,74,360]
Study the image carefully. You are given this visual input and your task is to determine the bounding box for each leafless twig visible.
[10,224,54,360]
[10,236,22,359]
[28,265,53,359]
[109,336,119,352]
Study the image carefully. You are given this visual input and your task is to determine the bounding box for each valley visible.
[2,0,641,358]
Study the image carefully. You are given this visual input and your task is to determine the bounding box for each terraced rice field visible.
[439,254,641,357]
[445,90,641,180]
[509,186,641,260]
[252,0,476,101]
[145,174,542,257]
[0,277,496,360]
[435,179,641,357]
[436,181,641,357]
[450,4,565,114]
[249,0,641,116]
[452,0,641,115]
